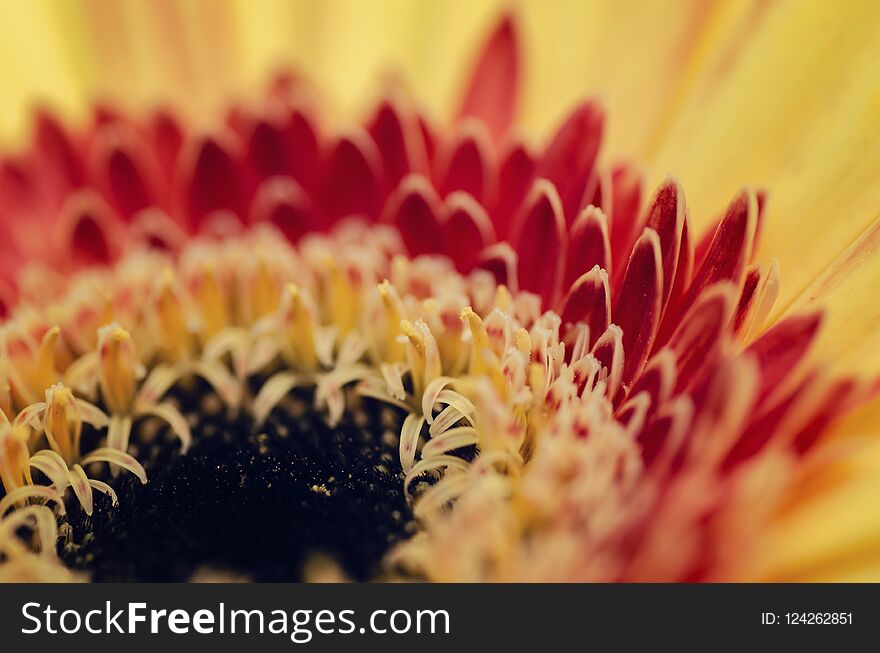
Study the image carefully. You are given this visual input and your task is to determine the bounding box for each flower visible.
[0,2,878,582]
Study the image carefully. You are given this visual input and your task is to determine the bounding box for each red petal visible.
[474,242,518,291]
[249,176,314,243]
[642,179,685,309]
[582,167,611,216]
[385,175,444,258]
[560,266,610,346]
[281,101,321,193]
[225,103,253,140]
[436,123,495,206]
[692,188,760,282]
[656,189,757,347]
[628,349,677,416]
[511,179,567,306]
[0,159,46,216]
[723,373,815,470]
[667,283,737,392]
[128,208,187,252]
[536,100,604,222]
[0,279,15,318]
[417,113,437,165]
[664,209,694,317]
[591,324,624,399]
[609,163,647,287]
[746,311,823,405]
[245,114,290,182]
[493,139,535,240]
[691,189,757,293]
[457,12,520,143]
[58,191,120,268]
[638,397,692,471]
[91,103,123,129]
[0,216,24,280]
[736,260,780,342]
[319,129,382,223]
[563,205,611,291]
[749,189,767,261]
[792,377,859,454]
[147,109,184,182]
[733,265,762,335]
[34,109,85,189]
[442,192,495,272]
[179,132,247,232]
[615,392,649,436]
[368,95,428,201]
[613,228,663,389]
[91,125,165,221]
[72,215,111,266]
[687,355,760,468]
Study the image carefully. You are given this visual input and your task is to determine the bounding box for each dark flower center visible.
[59,383,415,581]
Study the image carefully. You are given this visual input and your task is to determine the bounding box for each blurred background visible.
[0,0,715,157]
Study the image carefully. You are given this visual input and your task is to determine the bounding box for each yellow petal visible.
[232,0,506,122]
[0,1,86,142]
[749,433,880,581]
[649,0,880,314]
[519,0,742,156]
[787,217,880,377]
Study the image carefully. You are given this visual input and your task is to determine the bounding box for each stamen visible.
[43,383,83,462]
[97,324,138,414]
[280,284,319,370]
[153,268,193,363]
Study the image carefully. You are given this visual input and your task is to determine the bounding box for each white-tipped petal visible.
[107,414,133,452]
[81,448,148,484]
[137,402,192,453]
[88,479,119,507]
[399,413,426,474]
[75,398,110,428]
[68,464,94,516]
[252,371,304,426]
[28,450,71,489]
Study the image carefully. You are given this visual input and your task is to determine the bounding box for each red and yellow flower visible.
[1,1,879,582]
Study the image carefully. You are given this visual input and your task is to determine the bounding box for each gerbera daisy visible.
[0,1,878,583]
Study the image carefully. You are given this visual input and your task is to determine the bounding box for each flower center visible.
[60,382,413,581]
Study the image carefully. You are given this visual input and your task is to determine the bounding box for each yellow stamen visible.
[282,284,319,371]
[326,260,358,337]
[494,285,514,313]
[155,268,192,363]
[192,262,229,342]
[462,307,508,396]
[401,318,441,399]
[98,324,137,414]
[401,319,427,398]
[0,418,32,494]
[378,280,405,362]
[36,327,61,387]
[43,383,81,463]
[516,328,531,357]
[0,358,12,421]
[462,307,490,375]
[241,250,281,324]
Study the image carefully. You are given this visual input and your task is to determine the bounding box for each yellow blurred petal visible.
[230,0,508,123]
[51,0,136,108]
[787,217,880,377]
[750,434,880,581]
[0,0,86,143]
[518,0,740,156]
[649,0,880,315]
